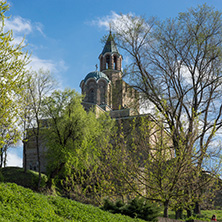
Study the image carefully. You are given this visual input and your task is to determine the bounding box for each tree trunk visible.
[3,146,7,168]
[187,209,192,218]
[47,162,65,189]
[176,208,183,219]
[36,129,42,190]
[23,140,27,173]
[164,200,169,218]
[0,149,3,168]
[193,202,201,214]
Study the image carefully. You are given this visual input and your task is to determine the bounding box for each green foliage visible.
[0,182,145,222]
[122,197,160,222]
[0,171,3,182]
[0,1,30,148]
[101,199,124,214]
[43,89,115,203]
[101,197,160,221]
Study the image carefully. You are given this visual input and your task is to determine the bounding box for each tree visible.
[0,2,30,158]
[25,69,54,189]
[110,4,222,216]
[0,120,20,167]
[43,89,114,204]
[101,115,202,217]
[19,78,34,173]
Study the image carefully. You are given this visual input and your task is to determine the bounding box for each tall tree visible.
[101,116,200,217]
[19,79,34,173]
[0,1,29,156]
[43,89,114,204]
[110,4,222,216]
[25,69,54,189]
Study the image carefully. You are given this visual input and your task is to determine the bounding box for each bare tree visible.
[25,69,54,189]
[110,4,222,216]
[19,85,33,173]
[0,122,20,167]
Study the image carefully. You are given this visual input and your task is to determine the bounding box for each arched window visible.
[106,55,110,69]
[89,88,95,103]
[99,81,106,104]
[114,55,117,70]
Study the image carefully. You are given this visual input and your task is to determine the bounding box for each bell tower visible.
[99,32,122,83]
[80,31,139,114]
[99,32,123,110]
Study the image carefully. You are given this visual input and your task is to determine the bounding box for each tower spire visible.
[99,32,122,73]
[101,31,119,55]
[109,23,112,35]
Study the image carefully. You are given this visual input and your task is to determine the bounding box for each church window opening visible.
[99,81,106,104]
[106,55,110,69]
[89,88,95,103]
[114,55,117,70]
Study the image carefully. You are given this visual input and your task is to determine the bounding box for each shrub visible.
[122,197,160,222]
[101,197,160,221]
[101,199,124,214]
[0,172,4,182]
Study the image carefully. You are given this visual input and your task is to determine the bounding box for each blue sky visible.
[5,0,222,166]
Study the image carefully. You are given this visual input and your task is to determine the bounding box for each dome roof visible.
[83,71,110,83]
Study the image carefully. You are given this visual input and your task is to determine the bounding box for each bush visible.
[101,199,124,214]
[101,197,160,221]
[0,172,4,182]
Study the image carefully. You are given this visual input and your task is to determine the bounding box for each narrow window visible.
[89,88,95,103]
[106,55,110,69]
[99,81,106,104]
[114,56,117,70]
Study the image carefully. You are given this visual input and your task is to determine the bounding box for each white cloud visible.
[90,11,124,30]
[27,55,56,73]
[4,16,45,36]
[3,15,67,89]
[6,150,22,167]
[27,55,68,74]
[5,16,32,34]
[35,22,46,37]
[26,56,68,90]
[3,16,45,47]
[90,11,147,34]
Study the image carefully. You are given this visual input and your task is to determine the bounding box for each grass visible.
[0,182,146,222]
[167,209,222,222]
[199,210,222,222]
[1,167,222,221]
[0,167,47,190]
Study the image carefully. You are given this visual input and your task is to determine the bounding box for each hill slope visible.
[0,167,47,190]
[0,182,145,222]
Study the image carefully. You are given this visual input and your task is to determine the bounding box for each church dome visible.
[83,71,110,83]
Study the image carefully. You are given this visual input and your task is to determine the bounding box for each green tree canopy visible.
[43,89,115,203]
[0,1,29,151]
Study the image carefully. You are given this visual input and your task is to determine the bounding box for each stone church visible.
[24,32,140,172]
[80,32,139,118]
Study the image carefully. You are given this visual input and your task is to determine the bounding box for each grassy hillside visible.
[1,167,221,221]
[0,167,47,190]
[0,182,146,222]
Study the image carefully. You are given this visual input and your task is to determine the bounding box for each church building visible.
[24,32,140,173]
[80,32,139,118]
